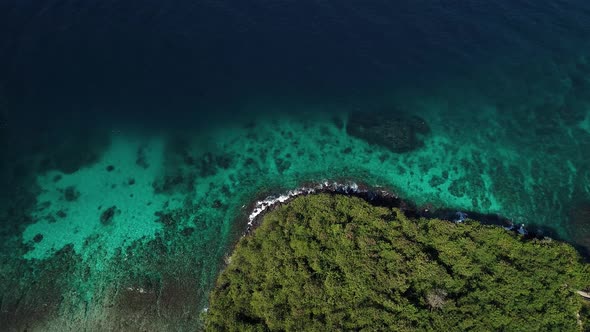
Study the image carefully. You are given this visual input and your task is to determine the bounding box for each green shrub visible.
[206,194,590,331]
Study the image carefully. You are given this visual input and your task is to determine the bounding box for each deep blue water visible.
[1,0,590,122]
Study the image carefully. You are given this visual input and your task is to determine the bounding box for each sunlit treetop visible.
[206,194,590,331]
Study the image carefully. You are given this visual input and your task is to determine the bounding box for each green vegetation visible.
[206,194,590,331]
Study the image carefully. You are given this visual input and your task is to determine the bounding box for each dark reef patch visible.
[155,211,177,226]
[63,186,80,202]
[212,200,224,209]
[33,233,43,243]
[346,111,430,153]
[100,206,117,225]
[181,227,195,236]
[275,158,291,174]
[428,175,446,187]
[153,174,185,193]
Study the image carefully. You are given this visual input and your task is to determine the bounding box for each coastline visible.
[241,180,566,245]
[240,179,590,264]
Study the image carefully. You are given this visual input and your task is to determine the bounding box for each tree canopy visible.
[206,194,590,331]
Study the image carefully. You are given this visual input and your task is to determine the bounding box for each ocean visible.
[1,1,590,329]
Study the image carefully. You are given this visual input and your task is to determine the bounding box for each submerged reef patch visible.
[346,110,430,153]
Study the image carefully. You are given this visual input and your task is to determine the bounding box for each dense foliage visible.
[206,194,590,331]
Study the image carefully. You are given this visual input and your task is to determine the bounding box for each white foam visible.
[247,181,362,225]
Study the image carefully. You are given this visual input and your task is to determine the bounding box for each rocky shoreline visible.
[244,180,554,240]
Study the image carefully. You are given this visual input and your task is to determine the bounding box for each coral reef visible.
[346,110,430,153]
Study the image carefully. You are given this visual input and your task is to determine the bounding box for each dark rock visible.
[429,176,446,187]
[448,180,466,197]
[153,174,184,193]
[346,111,430,153]
[56,210,67,218]
[106,165,115,172]
[33,233,43,243]
[216,154,233,169]
[397,166,406,174]
[155,211,175,226]
[199,152,217,177]
[221,185,231,196]
[128,178,136,185]
[100,206,117,225]
[181,227,195,236]
[245,158,256,167]
[275,158,291,174]
[64,186,80,202]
